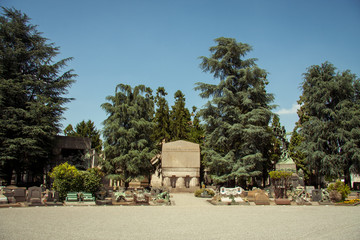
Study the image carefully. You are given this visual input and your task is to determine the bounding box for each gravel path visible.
[0,193,359,240]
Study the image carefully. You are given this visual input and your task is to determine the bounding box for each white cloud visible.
[275,103,300,115]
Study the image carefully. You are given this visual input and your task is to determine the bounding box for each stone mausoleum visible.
[151,140,200,192]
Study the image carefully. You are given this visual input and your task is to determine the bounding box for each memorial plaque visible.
[311,189,322,202]
[13,188,26,202]
[254,192,270,205]
[28,186,43,205]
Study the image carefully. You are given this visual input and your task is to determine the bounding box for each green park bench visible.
[66,192,79,202]
[81,192,95,201]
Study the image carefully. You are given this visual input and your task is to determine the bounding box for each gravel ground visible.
[0,193,359,240]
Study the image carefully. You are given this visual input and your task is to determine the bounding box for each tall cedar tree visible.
[169,90,191,141]
[195,37,274,187]
[64,120,102,153]
[0,8,75,184]
[298,62,360,186]
[101,84,156,188]
[152,87,171,146]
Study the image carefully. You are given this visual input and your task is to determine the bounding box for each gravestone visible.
[13,188,26,202]
[306,186,315,196]
[254,192,270,205]
[291,174,299,188]
[311,189,322,202]
[247,189,263,202]
[0,194,8,204]
[28,186,43,206]
[3,189,16,203]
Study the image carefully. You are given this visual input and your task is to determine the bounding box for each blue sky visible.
[3,0,360,134]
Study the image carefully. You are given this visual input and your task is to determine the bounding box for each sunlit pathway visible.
[1,199,359,240]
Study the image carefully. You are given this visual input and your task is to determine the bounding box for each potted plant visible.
[269,170,293,205]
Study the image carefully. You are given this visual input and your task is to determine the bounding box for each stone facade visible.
[151,140,200,192]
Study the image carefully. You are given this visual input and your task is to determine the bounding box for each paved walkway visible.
[0,194,359,240]
[171,193,211,207]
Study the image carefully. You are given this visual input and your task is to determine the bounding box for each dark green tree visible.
[298,62,360,187]
[101,84,156,188]
[169,90,191,141]
[0,8,75,184]
[64,120,102,153]
[152,87,171,146]
[288,125,309,180]
[269,114,288,168]
[195,37,274,187]
[188,106,204,144]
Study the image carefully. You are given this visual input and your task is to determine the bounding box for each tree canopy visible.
[195,37,274,187]
[298,62,360,186]
[152,87,171,146]
[101,84,157,187]
[0,8,75,184]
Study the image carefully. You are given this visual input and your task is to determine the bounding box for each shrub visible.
[194,188,215,197]
[327,180,350,201]
[49,162,81,200]
[82,168,104,195]
[50,162,104,201]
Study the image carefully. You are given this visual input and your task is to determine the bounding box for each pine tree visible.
[0,8,75,184]
[188,106,204,144]
[169,90,191,141]
[152,87,171,145]
[101,84,156,188]
[288,126,308,179]
[74,120,102,153]
[269,115,288,166]
[298,62,360,186]
[195,37,274,187]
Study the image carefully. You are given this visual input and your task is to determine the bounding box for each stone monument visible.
[151,140,200,192]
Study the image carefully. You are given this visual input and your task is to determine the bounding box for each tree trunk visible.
[344,167,351,188]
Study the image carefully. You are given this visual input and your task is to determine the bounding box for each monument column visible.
[190,177,199,187]
[177,177,185,188]
[163,176,170,188]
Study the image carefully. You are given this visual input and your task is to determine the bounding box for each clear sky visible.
[3,0,360,135]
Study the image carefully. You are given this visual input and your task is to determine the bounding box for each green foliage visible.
[81,168,104,195]
[327,180,351,201]
[101,84,157,186]
[0,8,75,183]
[269,170,293,180]
[195,37,274,186]
[289,127,309,179]
[49,162,104,200]
[188,106,205,144]
[169,90,191,141]
[194,188,215,197]
[298,62,360,186]
[269,115,288,167]
[152,87,171,145]
[49,162,81,200]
